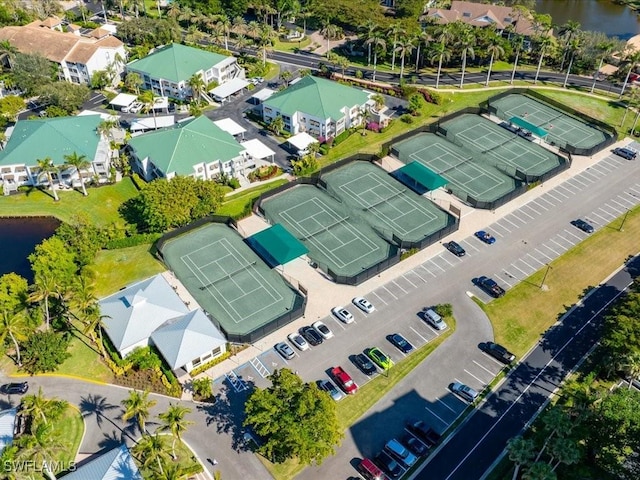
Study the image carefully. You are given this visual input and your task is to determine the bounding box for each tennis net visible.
[299,216,350,241]
[199,261,257,290]
[362,189,406,212]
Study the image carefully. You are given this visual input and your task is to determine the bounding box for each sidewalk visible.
[196,136,633,383]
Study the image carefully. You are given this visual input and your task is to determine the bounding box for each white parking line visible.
[542,243,560,256]
[472,360,498,378]
[537,196,556,208]
[420,265,437,278]
[499,274,513,287]
[545,191,563,202]
[519,258,536,271]
[563,229,583,241]
[589,211,609,223]
[581,169,601,181]
[383,286,398,299]
[552,188,569,199]
[494,222,511,233]
[502,217,520,228]
[329,316,347,330]
[530,200,548,211]
[492,230,504,238]
[392,280,408,294]
[570,177,590,188]
[371,291,388,306]
[525,253,544,267]
[430,261,446,272]
[439,255,455,267]
[464,369,488,385]
[481,352,509,367]
[462,241,479,252]
[558,184,578,194]
[615,196,635,208]
[535,248,554,262]
[425,405,452,426]
[554,235,575,248]
[510,263,529,276]
[410,269,427,282]
[403,274,417,288]
[436,397,459,414]
[602,204,623,215]
[596,208,615,220]
[628,186,640,196]
[549,238,567,251]
[518,209,535,220]
[410,326,429,344]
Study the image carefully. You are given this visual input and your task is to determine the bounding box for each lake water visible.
[536,0,640,39]
[0,217,60,282]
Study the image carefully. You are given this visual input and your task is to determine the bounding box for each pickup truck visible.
[331,366,358,394]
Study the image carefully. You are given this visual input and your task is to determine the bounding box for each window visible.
[462,12,471,17]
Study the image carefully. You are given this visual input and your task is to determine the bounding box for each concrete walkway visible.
[195,135,635,383]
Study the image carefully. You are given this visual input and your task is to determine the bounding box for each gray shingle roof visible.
[60,444,142,480]
[151,309,226,370]
[99,274,189,353]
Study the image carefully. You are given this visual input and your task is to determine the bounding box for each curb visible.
[9,372,107,386]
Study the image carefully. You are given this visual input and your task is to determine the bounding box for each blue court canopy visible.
[398,161,447,190]
[246,224,308,267]
[509,117,548,138]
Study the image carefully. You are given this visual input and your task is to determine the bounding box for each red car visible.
[331,366,358,394]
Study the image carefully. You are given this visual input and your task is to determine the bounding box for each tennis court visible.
[322,162,453,244]
[261,185,392,278]
[489,93,607,150]
[159,223,302,339]
[440,114,563,177]
[392,133,517,203]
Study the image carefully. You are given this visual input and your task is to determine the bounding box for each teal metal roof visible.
[60,444,142,480]
[263,76,370,120]
[399,161,447,190]
[127,116,245,176]
[247,224,309,267]
[126,43,230,83]
[509,116,548,137]
[0,115,101,167]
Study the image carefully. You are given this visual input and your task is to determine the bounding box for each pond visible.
[536,0,640,39]
[0,217,60,283]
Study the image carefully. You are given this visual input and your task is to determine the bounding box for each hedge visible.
[189,350,231,377]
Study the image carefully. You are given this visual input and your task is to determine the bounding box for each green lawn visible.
[216,178,289,218]
[91,243,165,297]
[261,317,456,480]
[274,37,311,53]
[52,406,85,475]
[0,177,138,227]
[481,205,640,359]
[137,436,203,478]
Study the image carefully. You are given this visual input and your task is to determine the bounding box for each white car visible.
[287,332,309,351]
[129,102,144,114]
[331,307,354,324]
[352,296,375,314]
[312,320,334,339]
[451,382,479,402]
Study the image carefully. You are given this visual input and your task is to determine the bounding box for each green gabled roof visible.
[0,115,101,167]
[126,43,230,83]
[128,116,245,176]
[264,76,370,120]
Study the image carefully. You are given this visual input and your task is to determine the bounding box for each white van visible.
[422,308,447,331]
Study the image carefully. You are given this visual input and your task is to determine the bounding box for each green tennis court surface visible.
[261,185,392,278]
[159,223,301,339]
[489,93,607,150]
[440,114,563,177]
[392,133,517,203]
[322,162,453,244]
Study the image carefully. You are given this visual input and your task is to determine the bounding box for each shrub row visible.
[189,350,232,377]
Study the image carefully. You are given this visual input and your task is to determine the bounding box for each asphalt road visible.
[418,255,640,480]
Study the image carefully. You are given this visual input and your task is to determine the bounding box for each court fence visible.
[483,89,617,157]
[154,216,307,345]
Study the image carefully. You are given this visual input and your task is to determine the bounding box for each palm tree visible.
[28,274,56,329]
[21,388,63,426]
[0,40,17,68]
[370,34,386,83]
[122,389,157,434]
[360,20,378,66]
[558,20,581,71]
[187,73,205,103]
[395,38,415,80]
[388,23,405,71]
[35,157,59,201]
[413,31,431,74]
[507,436,535,480]
[523,461,557,480]
[15,422,64,480]
[158,404,193,460]
[619,48,640,99]
[534,36,554,85]
[257,25,275,66]
[534,408,574,463]
[371,93,385,113]
[320,20,339,58]
[621,351,640,389]
[232,16,247,36]
[485,34,505,87]
[83,308,109,359]
[335,55,350,77]
[280,70,292,87]
[548,437,580,472]
[590,40,616,94]
[621,87,640,130]
[133,434,171,476]
[139,89,158,128]
[247,20,261,42]
[218,15,232,51]
[510,34,525,85]
[457,27,476,89]
[268,115,285,135]
[63,152,90,196]
[562,36,582,88]
[430,42,451,90]
[0,309,28,366]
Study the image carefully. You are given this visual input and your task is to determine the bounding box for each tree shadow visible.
[79,393,137,445]
[98,430,125,451]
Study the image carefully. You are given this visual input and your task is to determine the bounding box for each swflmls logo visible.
[3,460,76,472]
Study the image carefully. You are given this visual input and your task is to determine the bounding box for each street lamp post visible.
[540,263,552,289]
[619,209,631,232]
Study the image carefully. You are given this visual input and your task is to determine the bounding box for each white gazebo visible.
[213,118,247,140]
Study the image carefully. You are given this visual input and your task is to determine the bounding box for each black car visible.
[354,353,377,376]
[444,240,466,257]
[481,342,516,364]
[374,451,403,479]
[613,147,637,160]
[476,276,506,298]
[300,326,323,346]
[388,333,414,354]
[0,382,28,395]
[402,433,429,456]
[571,219,594,234]
[407,419,441,446]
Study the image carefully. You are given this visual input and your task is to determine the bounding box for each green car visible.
[367,347,393,370]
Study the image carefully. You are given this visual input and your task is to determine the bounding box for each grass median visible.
[260,317,456,480]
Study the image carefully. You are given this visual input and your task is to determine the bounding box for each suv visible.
[0,382,28,395]
[354,353,377,376]
[613,147,638,160]
[444,240,466,257]
[476,276,506,298]
[384,439,417,468]
[451,381,479,402]
[300,326,323,346]
[407,419,440,446]
[421,308,447,331]
[481,341,516,364]
[318,379,345,401]
[274,342,295,360]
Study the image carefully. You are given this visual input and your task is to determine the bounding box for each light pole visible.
[619,208,631,232]
[540,263,552,289]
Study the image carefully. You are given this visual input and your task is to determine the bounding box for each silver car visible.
[451,382,479,402]
[312,320,334,339]
[274,342,295,360]
[352,296,375,313]
[288,332,309,351]
[318,379,345,401]
[332,306,354,324]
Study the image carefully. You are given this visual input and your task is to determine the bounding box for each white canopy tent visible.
[213,118,247,139]
[209,78,250,102]
[109,93,138,110]
[287,132,318,156]
[241,139,276,162]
